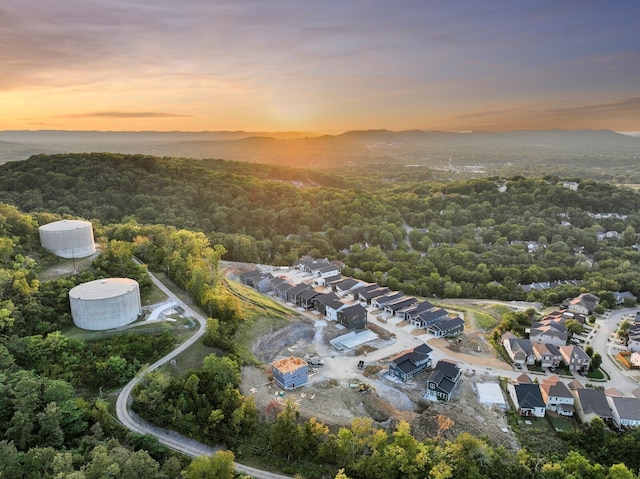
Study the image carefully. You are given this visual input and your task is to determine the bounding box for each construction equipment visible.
[358,383,375,393]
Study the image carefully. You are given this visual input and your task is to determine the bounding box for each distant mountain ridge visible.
[1,128,638,171]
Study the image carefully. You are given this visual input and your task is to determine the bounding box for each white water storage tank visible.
[39,219,96,258]
[69,278,142,330]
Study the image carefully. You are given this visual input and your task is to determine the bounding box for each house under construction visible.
[272,356,309,389]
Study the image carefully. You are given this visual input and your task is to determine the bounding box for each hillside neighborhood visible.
[238,257,640,432]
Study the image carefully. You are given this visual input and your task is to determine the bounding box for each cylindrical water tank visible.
[69,278,142,330]
[39,219,96,258]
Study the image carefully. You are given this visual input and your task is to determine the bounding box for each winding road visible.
[115,269,293,479]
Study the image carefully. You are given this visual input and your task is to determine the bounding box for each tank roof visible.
[69,278,138,300]
[40,219,92,231]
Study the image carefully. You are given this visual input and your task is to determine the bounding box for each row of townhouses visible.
[239,258,464,337]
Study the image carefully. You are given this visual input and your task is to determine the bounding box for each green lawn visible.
[547,413,576,432]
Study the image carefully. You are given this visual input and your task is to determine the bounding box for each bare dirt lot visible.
[239,316,519,449]
[223,262,519,448]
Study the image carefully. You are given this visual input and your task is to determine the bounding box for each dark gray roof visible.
[315,292,340,305]
[298,289,319,301]
[410,300,436,314]
[373,292,404,306]
[287,283,311,297]
[515,384,545,409]
[334,278,362,291]
[431,316,465,332]
[323,274,343,285]
[432,359,459,379]
[392,344,433,374]
[416,307,448,323]
[359,287,390,300]
[576,389,612,418]
[545,344,561,356]
[351,283,378,296]
[384,296,417,311]
[610,396,640,421]
[325,299,346,311]
[340,303,367,319]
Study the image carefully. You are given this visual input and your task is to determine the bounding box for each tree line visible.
[1,154,640,305]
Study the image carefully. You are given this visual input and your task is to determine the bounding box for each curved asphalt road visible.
[116,269,293,479]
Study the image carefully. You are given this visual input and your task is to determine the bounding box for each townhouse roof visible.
[333,277,363,291]
[339,303,367,319]
[359,287,390,300]
[315,292,340,305]
[373,292,405,307]
[430,316,464,332]
[298,289,320,302]
[416,307,448,323]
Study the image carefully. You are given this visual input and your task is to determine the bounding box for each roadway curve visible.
[116,269,293,479]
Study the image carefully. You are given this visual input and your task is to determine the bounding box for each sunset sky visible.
[2,0,639,133]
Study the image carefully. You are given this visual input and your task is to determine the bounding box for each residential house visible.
[425,359,461,401]
[298,289,320,310]
[272,357,308,390]
[566,293,600,315]
[572,388,613,424]
[509,383,546,417]
[314,292,341,316]
[428,316,465,338]
[608,396,640,429]
[285,283,312,304]
[325,299,348,321]
[397,300,436,321]
[529,322,568,347]
[503,335,536,366]
[411,307,448,329]
[383,296,418,316]
[313,264,342,279]
[614,291,637,306]
[304,259,330,274]
[332,278,365,296]
[313,273,342,287]
[348,283,378,301]
[293,256,314,271]
[540,376,574,416]
[388,344,433,382]
[559,345,591,372]
[371,292,405,310]
[269,276,287,292]
[239,269,262,287]
[359,287,391,305]
[627,321,640,352]
[337,303,368,330]
[274,281,296,300]
[532,343,562,368]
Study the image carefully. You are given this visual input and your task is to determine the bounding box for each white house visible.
[607,396,640,429]
[540,376,574,416]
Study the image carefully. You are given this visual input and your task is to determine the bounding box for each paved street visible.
[116,267,294,479]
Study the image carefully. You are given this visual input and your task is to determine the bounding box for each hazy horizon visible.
[2,1,639,133]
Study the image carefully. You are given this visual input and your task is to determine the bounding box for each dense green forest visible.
[2,202,640,478]
[2,153,640,305]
